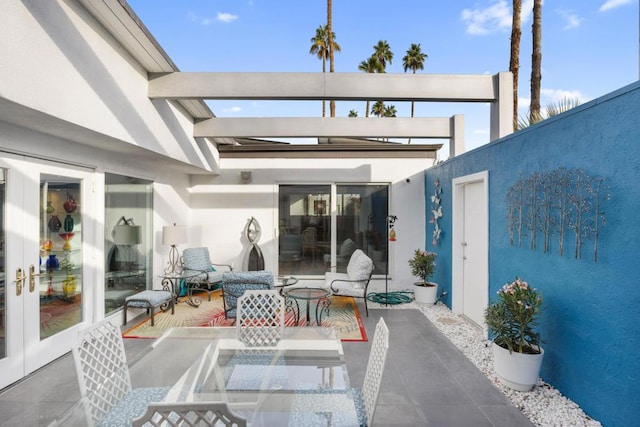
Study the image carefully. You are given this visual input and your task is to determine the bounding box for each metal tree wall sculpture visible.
[505,167,609,262]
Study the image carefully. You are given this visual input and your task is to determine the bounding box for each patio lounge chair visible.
[221,271,274,320]
[182,247,233,301]
[325,249,374,316]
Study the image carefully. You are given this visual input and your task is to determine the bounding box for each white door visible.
[452,172,488,330]
[0,154,94,388]
[461,181,488,326]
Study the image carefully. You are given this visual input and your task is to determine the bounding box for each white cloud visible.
[541,88,589,104]
[187,11,212,26]
[517,89,589,112]
[223,106,242,113]
[217,12,238,23]
[461,1,511,35]
[557,9,584,30]
[521,0,535,23]
[461,0,535,36]
[600,0,634,12]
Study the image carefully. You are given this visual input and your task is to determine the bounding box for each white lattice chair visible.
[72,320,169,426]
[236,289,285,347]
[131,402,246,427]
[352,317,390,426]
[325,249,375,316]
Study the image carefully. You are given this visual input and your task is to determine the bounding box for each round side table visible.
[283,287,331,326]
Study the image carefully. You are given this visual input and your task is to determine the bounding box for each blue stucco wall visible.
[425,81,640,426]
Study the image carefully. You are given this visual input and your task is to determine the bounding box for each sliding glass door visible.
[278,185,331,276]
[278,184,388,277]
[104,174,153,315]
[336,185,388,275]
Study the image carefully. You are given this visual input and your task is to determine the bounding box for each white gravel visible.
[417,302,602,427]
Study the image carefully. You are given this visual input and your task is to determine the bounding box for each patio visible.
[0,303,531,426]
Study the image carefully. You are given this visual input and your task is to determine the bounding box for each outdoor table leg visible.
[316,297,331,325]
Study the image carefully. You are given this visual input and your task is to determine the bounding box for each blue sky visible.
[128,0,639,157]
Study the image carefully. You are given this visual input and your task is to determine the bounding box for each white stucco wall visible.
[188,156,432,292]
[0,1,215,171]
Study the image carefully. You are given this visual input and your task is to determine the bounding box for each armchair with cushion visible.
[182,247,233,301]
[325,249,374,316]
[221,271,274,320]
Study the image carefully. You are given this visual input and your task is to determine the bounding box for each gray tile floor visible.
[0,302,532,426]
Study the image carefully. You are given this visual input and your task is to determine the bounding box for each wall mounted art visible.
[505,167,609,262]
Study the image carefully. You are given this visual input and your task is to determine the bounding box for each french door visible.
[0,153,94,389]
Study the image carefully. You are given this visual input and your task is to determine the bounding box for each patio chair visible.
[71,320,168,426]
[131,401,246,426]
[352,317,390,426]
[325,249,375,316]
[236,289,285,347]
[182,247,233,301]
[221,271,274,320]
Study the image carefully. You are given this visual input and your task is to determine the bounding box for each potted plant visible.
[408,249,438,304]
[485,277,544,391]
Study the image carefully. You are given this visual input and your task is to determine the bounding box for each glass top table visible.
[158,270,202,307]
[283,287,332,326]
[50,326,360,426]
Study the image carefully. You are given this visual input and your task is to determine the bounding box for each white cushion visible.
[346,250,374,282]
[325,272,349,289]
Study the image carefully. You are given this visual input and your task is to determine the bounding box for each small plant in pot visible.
[408,249,438,304]
[485,277,544,391]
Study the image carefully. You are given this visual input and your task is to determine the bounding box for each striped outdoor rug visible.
[123,289,367,342]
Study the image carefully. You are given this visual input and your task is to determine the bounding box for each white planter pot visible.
[413,282,438,304]
[492,343,544,391]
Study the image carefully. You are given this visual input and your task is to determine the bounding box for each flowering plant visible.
[485,277,543,354]
[408,249,436,284]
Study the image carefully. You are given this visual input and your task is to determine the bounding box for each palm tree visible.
[383,105,397,117]
[373,40,393,70]
[358,56,381,117]
[371,100,384,117]
[402,43,428,118]
[327,0,336,117]
[309,25,340,117]
[517,97,579,130]
[530,0,542,124]
[310,25,328,117]
[510,0,522,131]
[348,109,358,117]
[372,40,393,113]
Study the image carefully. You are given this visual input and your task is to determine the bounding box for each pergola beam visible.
[149,71,511,149]
[149,72,500,102]
[194,117,458,139]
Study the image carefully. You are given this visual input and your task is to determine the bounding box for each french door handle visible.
[14,268,26,296]
[29,264,43,293]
